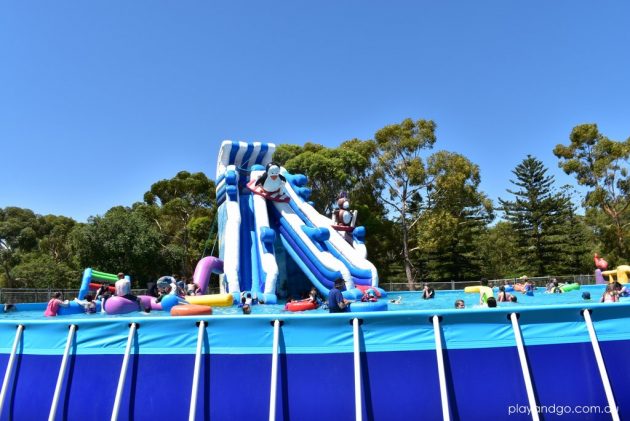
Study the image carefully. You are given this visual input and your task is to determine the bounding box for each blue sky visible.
[1,1,629,222]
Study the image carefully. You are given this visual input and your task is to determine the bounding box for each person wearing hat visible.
[328,278,350,313]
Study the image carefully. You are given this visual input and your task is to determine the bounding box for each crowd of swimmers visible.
[44,272,630,317]
[45,272,152,316]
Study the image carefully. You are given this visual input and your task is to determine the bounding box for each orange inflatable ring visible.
[171,304,212,317]
[285,301,318,312]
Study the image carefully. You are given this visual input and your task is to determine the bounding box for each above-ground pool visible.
[0,284,628,420]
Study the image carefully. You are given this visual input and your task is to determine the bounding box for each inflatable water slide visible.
[214,141,382,303]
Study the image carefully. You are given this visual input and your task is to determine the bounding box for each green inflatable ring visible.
[559,283,580,292]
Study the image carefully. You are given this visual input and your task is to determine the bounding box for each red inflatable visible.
[246,179,290,203]
[285,301,318,312]
[89,282,115,293]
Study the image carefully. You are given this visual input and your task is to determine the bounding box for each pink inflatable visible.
[594,253,608,270]
[139,295,162,311]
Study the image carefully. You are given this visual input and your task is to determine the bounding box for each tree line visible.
[1,119,629,290]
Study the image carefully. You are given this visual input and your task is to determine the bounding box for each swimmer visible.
[454,299,465,309]
[389,296,402,304]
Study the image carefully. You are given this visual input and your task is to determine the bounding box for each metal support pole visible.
[353,318,362,421]
[510,313,539,421]
[189,321,206,421]
[49,324,76,421]
[583,310,619,421]
[432,316,450,421]
[111,323,137,421]
[0,324,24,415]
[269,320,281,421]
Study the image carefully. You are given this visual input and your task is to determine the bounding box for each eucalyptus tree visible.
[372,118,436,289]
[0,208,80,288]
[275,140,398,281]
[554,124,630,260]
[414,151,494,283]
[276,140,375,215]
[69,206,165,285]
[557,186,593,274]
[499,156,571,276]
[476,222,520,279]
[143,171,216,276]
[0,207,39,287]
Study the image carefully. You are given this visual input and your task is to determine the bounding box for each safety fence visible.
[381,274,597,292]
[0,277,596,304]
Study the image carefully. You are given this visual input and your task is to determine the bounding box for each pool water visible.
[2,284,619,319]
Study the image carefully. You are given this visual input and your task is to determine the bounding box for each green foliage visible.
[10,253,79,289]
[476,222,520,279]
[499,156,574,276]
[277,140,374,214]
[2,122,618,290]
[143,171,217,278]
[372,118,437,289]
[415,151,494,282]
[1,208,80,288]
[69,207,166,286]
[277,140,396,281]
[554,124,630,257]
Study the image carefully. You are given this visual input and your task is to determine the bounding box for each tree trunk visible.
[401,209,415,291]
[603,204,627,258]
[614,215,626,257]
[2,263,12,288]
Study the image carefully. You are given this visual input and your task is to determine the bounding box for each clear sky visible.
[1,1,629,222]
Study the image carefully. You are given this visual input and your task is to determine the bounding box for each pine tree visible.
[499,156,570,276]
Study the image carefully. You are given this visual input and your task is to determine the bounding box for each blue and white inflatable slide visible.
[215,140,382,303]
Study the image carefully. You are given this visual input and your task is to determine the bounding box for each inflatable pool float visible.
[57,301,102,315]
[103,296,143,315]
[186,293,233,307]
[88,282,115,293]
[171,304,212,317]
[138,295,162,311]
[560,283,580,292]
[285,301,318,312]
[464,286,482,293]
[349,301,388,312]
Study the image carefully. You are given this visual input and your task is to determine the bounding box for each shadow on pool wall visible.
[0,302,628,420]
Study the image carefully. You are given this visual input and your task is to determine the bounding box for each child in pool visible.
[74,294,97,314]
[601,283,619,303]
[361,289,378,302]
[497,285,514,302]
[44,292,70,317]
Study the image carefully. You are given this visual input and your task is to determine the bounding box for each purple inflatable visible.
[103,296,142,315]
[193,256,224,294]
[138,295,162,311]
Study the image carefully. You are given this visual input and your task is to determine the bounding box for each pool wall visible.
[0,303,628,420]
